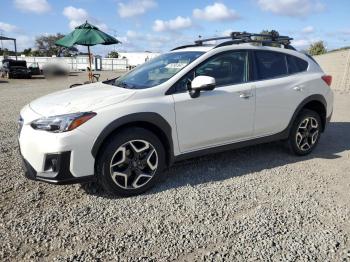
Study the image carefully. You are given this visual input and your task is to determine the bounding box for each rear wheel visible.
[96,127,166,196]
[288,109,321,155]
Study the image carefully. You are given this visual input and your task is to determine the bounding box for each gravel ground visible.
[0,72,349,261]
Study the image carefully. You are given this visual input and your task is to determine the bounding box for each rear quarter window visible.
[286,55,308,74]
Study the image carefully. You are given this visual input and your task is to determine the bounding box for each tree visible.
[0,48,16,56]
[308,41,327,56]
[22,48,32,56]
[107,51,119,58]
[31,50,42,57]
[34,33,78,57]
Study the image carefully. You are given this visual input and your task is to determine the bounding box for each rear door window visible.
[255,51,287,80]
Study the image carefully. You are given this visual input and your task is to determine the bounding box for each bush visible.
[107,51,119,58]
[308,41,327,56]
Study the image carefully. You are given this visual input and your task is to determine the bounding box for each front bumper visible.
[20,151,95,185]
[18,105,97,184]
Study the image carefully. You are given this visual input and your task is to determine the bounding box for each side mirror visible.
[190,76,216,98]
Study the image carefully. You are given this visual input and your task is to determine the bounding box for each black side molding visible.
[174,130,288,162]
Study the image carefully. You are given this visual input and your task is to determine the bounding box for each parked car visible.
[1,59,31,79]
[28,62,42,76]
[18,32,333,196]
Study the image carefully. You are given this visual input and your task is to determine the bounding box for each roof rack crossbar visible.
[198,31,292,45]
[171,31,295,51]
[215,38,293,49]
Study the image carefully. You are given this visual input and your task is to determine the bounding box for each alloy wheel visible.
[295,117,319,151]
[109,140,158,189]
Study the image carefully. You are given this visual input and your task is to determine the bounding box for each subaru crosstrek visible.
[18,32,333,196]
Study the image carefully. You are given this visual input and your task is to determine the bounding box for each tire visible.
[96,127,166,197]
[288,109,322,156]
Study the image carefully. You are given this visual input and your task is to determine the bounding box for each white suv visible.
[19,32,333,196]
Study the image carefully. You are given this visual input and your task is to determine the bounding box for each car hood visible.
[29,82,135,116]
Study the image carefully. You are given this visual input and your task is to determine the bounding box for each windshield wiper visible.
[114,81,130,88]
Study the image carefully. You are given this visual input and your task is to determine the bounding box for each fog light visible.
[44,154,60,172]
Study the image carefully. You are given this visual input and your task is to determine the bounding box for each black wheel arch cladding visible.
[286,94,327,135]
[91,112,174,166]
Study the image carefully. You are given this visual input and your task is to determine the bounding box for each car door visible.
[172,50,256,153]
[253,51,307,136]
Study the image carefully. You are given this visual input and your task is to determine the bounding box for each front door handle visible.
[239,92,253,99]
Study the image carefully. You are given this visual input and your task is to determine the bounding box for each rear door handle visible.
[293,86,303,92]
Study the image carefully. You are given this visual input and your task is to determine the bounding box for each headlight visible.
[30,112,96,133]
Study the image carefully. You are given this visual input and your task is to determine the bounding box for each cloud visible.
[62,6,108,31]
[117,30,171,51]
[256,0,325,17]
[63,6,88,24]
[339,29,350,35]
[118,0,157,18]
[16,35,36,50]
[302,26,314,34]
[0,22,20,33]
[0,35,35,51]
[14,0,51,14]
[153,16,192,32]
[193,3,240,21]
[292,39,310,48]
[221,29,235,36]
[292,38,321,49]
[126,30,144,40]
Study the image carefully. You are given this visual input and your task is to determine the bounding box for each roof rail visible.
[171,30,295,51]
[171,44,204,51]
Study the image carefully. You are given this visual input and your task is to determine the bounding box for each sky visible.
[0,0,349,55]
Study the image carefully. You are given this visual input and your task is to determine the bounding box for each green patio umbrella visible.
[55,21,120,81]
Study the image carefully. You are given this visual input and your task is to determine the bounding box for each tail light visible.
[322,75,332,86]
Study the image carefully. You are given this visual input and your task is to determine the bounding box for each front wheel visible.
[96,127,166,197]
[288,109,322,156]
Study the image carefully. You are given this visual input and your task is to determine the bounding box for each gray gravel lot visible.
[0,72,349,261]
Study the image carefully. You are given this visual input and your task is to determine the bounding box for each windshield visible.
[114,51,204,89]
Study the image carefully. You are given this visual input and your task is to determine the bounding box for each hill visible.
[314,50,350,92]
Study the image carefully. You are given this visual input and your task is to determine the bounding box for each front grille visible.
[18,116,24,136]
